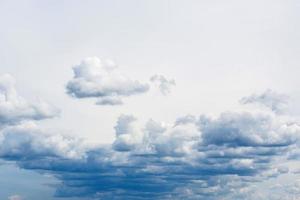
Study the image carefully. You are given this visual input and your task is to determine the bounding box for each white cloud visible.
[0,122,86,160]
[66,57,149,105]
[113,114,143,151]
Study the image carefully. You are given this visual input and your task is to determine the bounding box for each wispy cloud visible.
[240,89,288,114]
[150,74,175,95]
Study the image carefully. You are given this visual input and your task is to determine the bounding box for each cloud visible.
[174,114,197,126]
[0,74,59,127]
[1,108,299,199]
[0,122,86,160]
[66,57,149,105]
[0,79,298,200]
[96,95,123,105]
[150,74,175,95]
[8,195,22,200]
[198,112,298,147]
[240,89,288,113]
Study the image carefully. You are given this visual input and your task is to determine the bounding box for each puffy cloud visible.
[8,195,22,200]
[112,114,143,151]
[1,109,299,199]
[0,74,59,126]
[198,112,298,147]
[150,74,175,95]
[66,57,149,105]
[240,89,288,113]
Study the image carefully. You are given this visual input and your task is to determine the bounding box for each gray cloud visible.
[240,89,288,113]
[150,75,175,95]
[66,57,149,105]
[0,74,59,127]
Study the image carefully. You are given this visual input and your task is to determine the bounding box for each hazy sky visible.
[0,1,300,199]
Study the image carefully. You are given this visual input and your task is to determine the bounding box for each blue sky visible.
[0,0,300,199]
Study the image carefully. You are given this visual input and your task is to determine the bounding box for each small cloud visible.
[150,74,175,95]
[66,57,149,105]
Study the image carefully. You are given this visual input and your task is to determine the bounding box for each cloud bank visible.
[66,57,150,105]
[1,110,300,199]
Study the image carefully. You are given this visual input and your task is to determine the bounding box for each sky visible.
[0,0,300,199]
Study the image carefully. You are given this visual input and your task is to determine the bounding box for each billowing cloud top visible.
[0,74,59,126]
[66,57,150,105]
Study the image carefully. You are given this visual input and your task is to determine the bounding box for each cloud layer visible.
[66,57,150,105]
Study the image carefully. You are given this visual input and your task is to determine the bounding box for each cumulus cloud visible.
[0,74,59,126]
[1,109,299,199]
[199,112,298,147]
[240,89,288,113]
[0,122,86,160]
[150,74,175,95]
[66,57,149,105]
[112,114,143,151]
